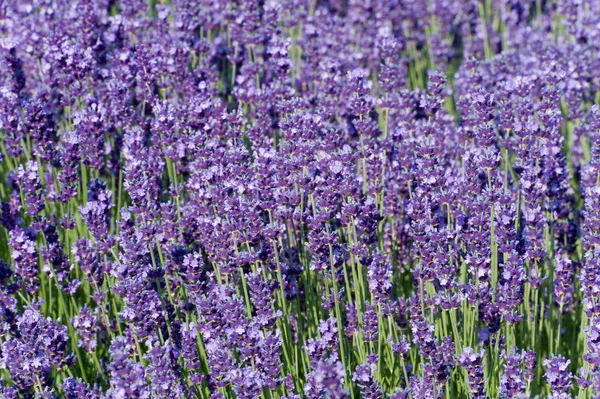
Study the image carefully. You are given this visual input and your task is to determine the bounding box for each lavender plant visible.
[0,0,599,398]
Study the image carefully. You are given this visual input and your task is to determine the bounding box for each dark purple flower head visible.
[305,317,340,360]
[584,318,600,368]
[362,303,379,343]
[229,366,264,399]
[255,333,284,390]
[247,269,282,328]
[143,341,184,399]
[500,348,525,398]
[430,336,455,385]
[409,374,435,399]
[366,252,392,302]
[344,303,359,337]
[575,367,598,392]
[458,348,486,399]
[553,250,574,310]
[9,227,39,294]
[544,355,572,398]
[106,334,150,399]
[352,358,383,399]
[304,356,348,399]
[410,317,436,358]
[80,179,113,243]
[61,377,102,399]
[522,349,537,384]
[15,161,45,216]
[391,334,411,357]
[71,304,97,353]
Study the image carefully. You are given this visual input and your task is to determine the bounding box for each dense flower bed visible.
[1,1,600,398]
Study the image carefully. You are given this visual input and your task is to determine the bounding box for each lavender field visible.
[1,0,600,398]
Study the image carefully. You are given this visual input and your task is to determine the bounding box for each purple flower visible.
[544,355,572,398]
[408,375,435,399]
[15,161,45,216]
[500,348,525,398]
[391,334,411,357]
[247,269,282,328]
[9,227,39,294]
[366,252,392,302]
[458,347,486,399]
[523,349,537,386]
[61,378,102,399]
[106,335,150,399]
[179,322,203,385]
[352,358,383,399]
[71,304,97,353]
[304,357,348,399]
[304,318,348,399]
[1,307,71,394]
[72,238,105,287]
[553,250,574,310]
[362,303,379,343]
[144,341,184,399]
[344,303,359,337]
[79,179,114,243]
[410,317,436,358]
